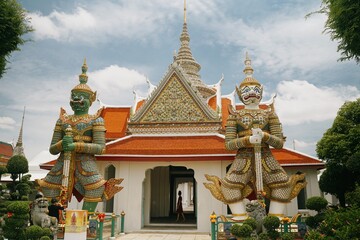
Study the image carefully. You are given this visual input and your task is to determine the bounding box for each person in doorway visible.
[48,198,65,222]
[176,191,186,222]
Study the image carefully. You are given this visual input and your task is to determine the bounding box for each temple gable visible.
[141,74,209,122]
[128,65,222,134]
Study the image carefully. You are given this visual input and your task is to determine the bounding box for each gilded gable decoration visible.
[128,63,222,134]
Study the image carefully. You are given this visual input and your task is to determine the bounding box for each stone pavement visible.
[115,233,211,240]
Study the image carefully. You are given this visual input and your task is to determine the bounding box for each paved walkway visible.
[115,233,211,240]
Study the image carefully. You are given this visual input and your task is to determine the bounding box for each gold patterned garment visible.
[204,106,306,203]
[36,108,123,203]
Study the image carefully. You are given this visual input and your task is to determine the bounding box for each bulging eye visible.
[242,86,250,93]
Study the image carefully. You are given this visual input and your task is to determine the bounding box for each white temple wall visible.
[96,160,228,233]
[95,160,322,233]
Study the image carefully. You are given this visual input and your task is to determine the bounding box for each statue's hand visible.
[62,136,75,152]
[251,128,263,138]
[249,135,262,144]
[250,128,263,144]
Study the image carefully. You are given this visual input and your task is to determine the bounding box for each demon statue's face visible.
[70,91,91,115]
[239,84,263,106]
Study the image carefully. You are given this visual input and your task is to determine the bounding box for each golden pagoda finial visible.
[184,0,187,23]
[243,51,254,77]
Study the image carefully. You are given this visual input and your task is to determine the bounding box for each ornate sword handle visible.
[60,126,73,206]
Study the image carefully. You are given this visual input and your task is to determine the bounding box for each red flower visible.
[98,213,106,222]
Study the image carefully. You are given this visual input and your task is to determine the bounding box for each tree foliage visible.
[309,0,360,63]
[6,155,28,175]
[0,0,33,78]
[306,196,328,213]
[316,98,360,207]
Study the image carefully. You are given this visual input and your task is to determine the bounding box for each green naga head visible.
[70,59,97,115]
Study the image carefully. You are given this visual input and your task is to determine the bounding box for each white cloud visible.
[276,80,360,125]
[0,117,16,130]
[30,8,96,42]
[293,139,317,148]
[28,1,178,43]
[89,65,147,105]
[208,10,340,77]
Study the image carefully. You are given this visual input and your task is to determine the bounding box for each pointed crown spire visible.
[239,52,261,88]
[71,59,96,102]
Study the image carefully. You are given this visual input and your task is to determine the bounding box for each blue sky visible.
[0,0,359,160]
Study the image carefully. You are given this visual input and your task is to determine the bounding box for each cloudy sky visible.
[1,0,359,161]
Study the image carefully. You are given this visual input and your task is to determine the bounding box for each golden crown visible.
[71,59,96,102]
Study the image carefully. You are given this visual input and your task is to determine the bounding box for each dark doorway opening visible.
[149,166,196,226]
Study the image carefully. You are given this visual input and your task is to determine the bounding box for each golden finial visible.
[81,58,88,76]
[184,0,187,23]
[243,51,254,77]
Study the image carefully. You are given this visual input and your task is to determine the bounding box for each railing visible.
[210,212,237,240]
[57,211,125,240]
[210,212,307,240]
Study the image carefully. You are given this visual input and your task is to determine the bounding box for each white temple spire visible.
[13,106,26,156]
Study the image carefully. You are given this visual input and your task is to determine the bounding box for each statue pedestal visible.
[64,210,88,240]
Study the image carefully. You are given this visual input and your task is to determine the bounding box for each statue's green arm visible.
[49,119,64,155]
[74,117,106,155]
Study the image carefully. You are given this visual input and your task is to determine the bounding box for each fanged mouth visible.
[70,96,85,106]
[243,94,260,100]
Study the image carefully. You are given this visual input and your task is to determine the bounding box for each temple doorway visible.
[143,165,197,227]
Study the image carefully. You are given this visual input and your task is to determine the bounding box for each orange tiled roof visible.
[0,141,13,158]
[221,98,232,129]
[102,135,323,166]
[39,138,324,170]
[272,148,324,166]
[208,96,217,111]
[136,100,145,111]
[106,135,228,155]
[102,107,130,139]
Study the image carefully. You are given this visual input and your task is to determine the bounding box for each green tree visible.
[3,201,29,240]
[6,155,28,182]
[308,0,360,63]
[0,0,33,78]
[316,98,360,207]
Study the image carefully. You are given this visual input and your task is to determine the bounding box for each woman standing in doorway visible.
[176,191,186,222]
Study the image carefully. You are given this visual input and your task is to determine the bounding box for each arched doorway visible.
[143,165,197,227]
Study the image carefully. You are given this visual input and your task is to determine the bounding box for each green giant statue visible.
[36,60,123,212]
